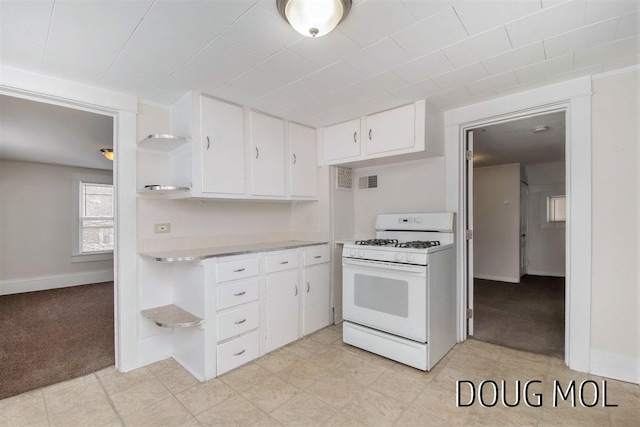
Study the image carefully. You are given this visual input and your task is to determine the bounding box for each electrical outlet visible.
[154,223,171,234]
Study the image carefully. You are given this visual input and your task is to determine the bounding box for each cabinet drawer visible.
[217,257,259,283]
[217,330,259,375]
[264,251,298,273]
[302,245,330,266]
[217,303,260,342]
[217,279,259,311]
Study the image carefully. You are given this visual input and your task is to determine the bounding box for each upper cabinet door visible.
[289,123,317,198]
[364,103,415,155]
[323,118,361,162]
[200,97,245,194]
[250,112,285,197]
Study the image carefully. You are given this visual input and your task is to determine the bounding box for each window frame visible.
[540,188,566,229]
[72,173,114,263]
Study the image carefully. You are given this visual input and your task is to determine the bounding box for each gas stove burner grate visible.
[396,240,441,249]
[355,239,399,246]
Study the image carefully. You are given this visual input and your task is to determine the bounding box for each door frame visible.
[1,67,139,372]
[444,76,592,373]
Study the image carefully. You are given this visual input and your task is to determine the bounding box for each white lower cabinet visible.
[139,243,331,381]
[301,244,332,336]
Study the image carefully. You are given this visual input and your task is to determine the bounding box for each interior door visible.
[465,130,474,336]
[520,181,529,277]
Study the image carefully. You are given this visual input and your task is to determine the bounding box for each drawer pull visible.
[279,261,289,265]
[307,282,310,293]
[234,318,247,324]
[294,285,298,297]
[234,349,246,356]
[233,268,246,272]
[314,255,322,259]
[234,291,246,296]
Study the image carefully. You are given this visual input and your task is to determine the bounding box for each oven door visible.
[342,257,427,342]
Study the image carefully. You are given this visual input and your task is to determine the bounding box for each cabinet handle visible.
[233,268,245,272]
[279,261,289,265]
[353,131,357,143]
[294,285,298,296]
[369,129,372,140]
[206,136,211,150]
[314,255,322,259]
[234,349,246,356]
[255,147,259,159]
[307,282,310,293]
[234,318,247,324]
[234,291,246,296]
[293,153,297,164]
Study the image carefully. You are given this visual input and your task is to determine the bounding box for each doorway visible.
[465,112,567,358]
[0,95,116,398]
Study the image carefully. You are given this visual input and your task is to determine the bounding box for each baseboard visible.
[525,270,566,278]
[0,270,114,295]
[590,349,640,385]
[474,273,520,283]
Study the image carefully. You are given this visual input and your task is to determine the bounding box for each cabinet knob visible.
[206,136,211,150]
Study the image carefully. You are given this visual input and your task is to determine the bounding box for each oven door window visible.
[354,274,408,317]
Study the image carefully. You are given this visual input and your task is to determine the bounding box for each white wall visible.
[473,163,521,283]
[525,161,566,277]
[590,68,639,382]
[0,159,114,294]
[352,158,446,239]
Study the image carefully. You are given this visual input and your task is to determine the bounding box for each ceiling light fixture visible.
[532,125,548,133]
[276,0,352,38]
[100,148,114,161]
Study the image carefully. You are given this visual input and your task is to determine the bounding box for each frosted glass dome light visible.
[277,0,352,38]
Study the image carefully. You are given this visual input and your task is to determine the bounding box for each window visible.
[72,173,113,262]
[80,182,114,253]
[547,195,566,223]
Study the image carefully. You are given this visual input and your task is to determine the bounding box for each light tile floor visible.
[2,323,639,426]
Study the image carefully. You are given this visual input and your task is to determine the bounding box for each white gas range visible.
[342,212,457,371]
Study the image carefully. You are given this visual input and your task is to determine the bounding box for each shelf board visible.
[138,185,191,196]
[141,304,203,328]
[138,134,189,153]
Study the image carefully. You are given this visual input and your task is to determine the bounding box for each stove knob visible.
[395,253,404,262]
[358,250,365,257]
[407,254,414,262]
[349,249,356,257]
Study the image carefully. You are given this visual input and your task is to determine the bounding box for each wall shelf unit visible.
[138,133,189,153]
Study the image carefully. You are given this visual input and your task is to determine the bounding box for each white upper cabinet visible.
[289,123,317,198]
[322,118,361,163]
[200,96,245,195]
[320,100,443,166]
[249,111,285,197]
[364,103,415,155]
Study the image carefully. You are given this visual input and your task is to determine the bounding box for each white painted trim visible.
[0,270,114,295]
[473,274,520,283]
[1,67,139,374]
[592,64,640,81]
[590,349,640,385]
[444,76,592,374]
[526,271,566,278]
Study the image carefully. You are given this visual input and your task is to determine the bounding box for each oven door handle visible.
[342,258,426,274]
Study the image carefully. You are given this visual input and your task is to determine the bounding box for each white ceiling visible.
[1,0,638,130]
[0,95,114,170]
[472,111,565,168]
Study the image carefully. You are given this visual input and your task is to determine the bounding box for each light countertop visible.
[139,240,328,263]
